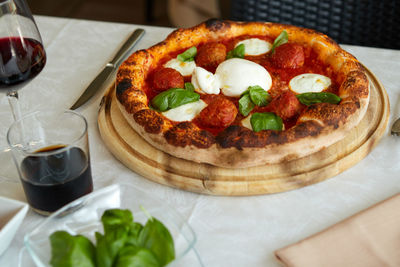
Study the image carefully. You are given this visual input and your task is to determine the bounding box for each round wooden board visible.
[98,68,389,196]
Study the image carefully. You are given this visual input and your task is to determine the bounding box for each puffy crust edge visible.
[116,19,369,168]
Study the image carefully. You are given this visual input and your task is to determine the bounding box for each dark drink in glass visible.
[20,145,93,213]
[0,37,46,91]
[7,110,92,216]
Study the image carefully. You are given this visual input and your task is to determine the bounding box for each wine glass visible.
[0,0,46,121]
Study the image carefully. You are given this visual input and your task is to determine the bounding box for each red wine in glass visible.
[0,0,46,120]
[0,37,46,91]
[20,145,93,214]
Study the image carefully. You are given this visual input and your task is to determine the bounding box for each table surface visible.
[0,16,399,267]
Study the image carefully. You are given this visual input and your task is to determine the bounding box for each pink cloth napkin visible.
[275,193,400,267]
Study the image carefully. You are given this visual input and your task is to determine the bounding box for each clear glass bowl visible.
[24,183,202,266]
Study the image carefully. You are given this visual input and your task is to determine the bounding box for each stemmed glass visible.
[0,0,46,121]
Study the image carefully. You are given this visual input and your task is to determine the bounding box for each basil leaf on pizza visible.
[239,86,270,116]
[184,82,195,92]
[226,44,245,59]
[250,112,283,132]
[151,88,200,111]
[248,85,270,107]
[239,94,255,116]
[177,46,197,62]
[296,92,341,106]
[271,30,288,53]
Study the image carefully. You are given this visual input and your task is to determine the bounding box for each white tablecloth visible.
[0,16,399,266]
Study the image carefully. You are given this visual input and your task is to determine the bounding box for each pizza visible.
[116,19,369,168]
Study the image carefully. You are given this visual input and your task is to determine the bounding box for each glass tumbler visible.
[7,110,93,215]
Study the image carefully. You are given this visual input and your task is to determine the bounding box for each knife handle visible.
[110,29,145,67]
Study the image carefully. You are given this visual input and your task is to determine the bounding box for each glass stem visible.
[7,90,22,121]
[7,90,28,148]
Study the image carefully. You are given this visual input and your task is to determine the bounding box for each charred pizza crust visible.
[116,19,369,168]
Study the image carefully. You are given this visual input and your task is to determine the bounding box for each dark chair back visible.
[230,0,400,49]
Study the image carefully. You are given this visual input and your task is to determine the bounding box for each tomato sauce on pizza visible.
[116,19,369,168]
[144,33,340,135]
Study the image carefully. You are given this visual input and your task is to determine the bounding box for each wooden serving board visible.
[98,68,389,196]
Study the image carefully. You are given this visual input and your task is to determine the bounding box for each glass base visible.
[31,199,85,217]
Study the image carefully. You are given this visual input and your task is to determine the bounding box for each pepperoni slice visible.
[153,67,184,91]
[270,43,305,69]
[196,43,227,72]
[198,95,237,128]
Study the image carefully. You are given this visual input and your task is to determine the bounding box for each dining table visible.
[0,15,399,267]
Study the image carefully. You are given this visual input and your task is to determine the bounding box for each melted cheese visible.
[164,58,196,76]
[236,38,272,56]
[162,100,207,122]
[191,67,221,94]
[289,73,331,94]
[241,115,252,130]
[216,58,272,97]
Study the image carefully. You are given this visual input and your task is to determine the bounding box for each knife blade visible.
[70,28,145,110]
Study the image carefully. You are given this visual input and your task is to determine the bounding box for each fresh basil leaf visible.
[50,231,96,267]
[177,46,197,62]
[239,93,255,116]
[125,222,144,247]
[226,44,245,59]
[226,50,233,59]
[248,85,270,107]
[151,88,200,112]
[250,112,283,132]
[271,30,288,53]
[95,226,130,267]
[115,246,160,267]
[238,86,270,116]
[296,92,341,106]
[151,90,169,111]
[240,88,250,96]
[101,209,133,234]
[138,218,175,266]
[184,82,195,92]
[168,89,198,109]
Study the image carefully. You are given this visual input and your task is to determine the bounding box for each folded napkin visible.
[275,193,400,267]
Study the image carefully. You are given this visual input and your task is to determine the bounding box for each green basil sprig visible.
[296,92,341,106]
[151,88,200,112]
[271,30,288,53]
[115,246,160,267]
[138,217,175,266]
[248,85,271,106]
[95,226,129,267]
[50,208,176,267]
[50,231,96,267]
[250,112,283,132]
[226,43,245,59]
[184,82,195,92]
[177,46,197,62]
[101,209,133,233]
[239,94,255,116]
[238,85,271,116]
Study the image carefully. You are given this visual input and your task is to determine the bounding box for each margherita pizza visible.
[116,19,369,168]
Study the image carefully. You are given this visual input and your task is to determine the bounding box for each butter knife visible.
[70,28,145,110]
